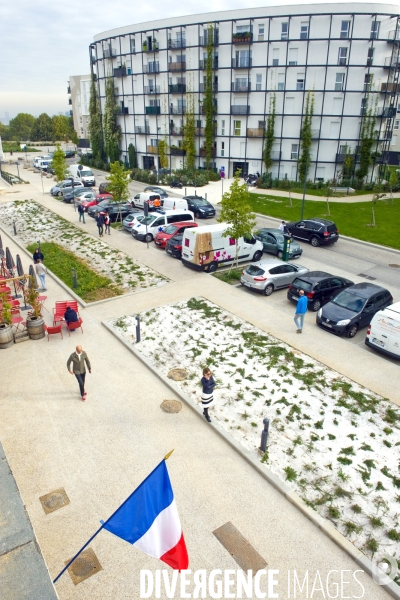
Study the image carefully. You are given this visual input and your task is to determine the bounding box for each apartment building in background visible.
[89,3,400,181]
[68,74,91,143]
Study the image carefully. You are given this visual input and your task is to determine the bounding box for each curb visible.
[103,318,400,600]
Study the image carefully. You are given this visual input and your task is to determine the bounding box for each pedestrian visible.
[32,248,44,263]
[294,289,308,333]
[104,212,111,235]
[96,213,104,237]
[279,221,286,232]
[200,367,216,423]
[78,203,86,223]
[67,345,91,401]
[35,259,47,291]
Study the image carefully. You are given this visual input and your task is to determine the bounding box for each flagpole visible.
[53,450,174,584]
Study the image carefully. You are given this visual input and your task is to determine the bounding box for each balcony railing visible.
[232,32,253,44]
[388,30,400,42]
[143,39,159,52]
[231,82,251,92]
[147,146,158,154]
[144,85,160,94]
[170,147,186,156]
[199,32,219,46]
[231,105,250,115]
[380,82,400,93]
[169,106,186,115]
[199,59,218,70]
[384,56,400,68]
[168,62,186,72]
[135,126,150,134]
[113,66,127,77]
[232,58,252,69]
[68,99,72,105]
[247,128,264,137]
[199,147,216,157]
[143,62,159,73]
[168,39,186,49]
[379,131,393,141]
[199,82,218,92]
[170,127,184,135]
[145,106,160,115]
[271,151,281,160]
[169,83,186,94]
[377,106,397,117]
[104,48,117,58]
[117,107,129,115]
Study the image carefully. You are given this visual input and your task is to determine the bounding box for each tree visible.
[371,186,386,226]
[31,113,54,141]
[158,139,169,169]
[106,161,130,223]
[128,143,137,169]
[0,123,10,141]
[204,24,215,169]
[263,93,276,175]
[298,91,314,184]
[89,74,103,160]
[183,89,196,171]
[8,113,35,141]
[70,130,79,146]
[218,171,257,269]
[342,145,355,182]
[356,92,378,183]
[103,77,121,163]
[50,144,69,182]
[52,115,72,141]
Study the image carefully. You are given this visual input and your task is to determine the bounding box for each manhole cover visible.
[66,547,102,585]
[167,368,188,381]
[39,488,70,514]
[389,264,400,269]
[161,400,182,413]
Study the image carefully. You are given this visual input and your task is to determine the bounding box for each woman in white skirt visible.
[201,367,216,423]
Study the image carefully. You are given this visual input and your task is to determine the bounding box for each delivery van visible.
[37,159,52,172]
[34,155,51,168]
[162,197,188,211]
[365,301,400,359]
[181,223,263,272]
[68,164,95,187]
[131,192,162,210]
[131,209,194,242]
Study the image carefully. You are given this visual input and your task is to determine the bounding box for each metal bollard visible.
[205,192,207,200]
[185,187,187,196]
[72,268,77,289]
[135,315,141,343]
[260,418,270,452]
[13,221,17,236]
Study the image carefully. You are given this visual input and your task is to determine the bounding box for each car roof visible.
[294,271,334,282]
[343,282,390,298]
[183,195,205,200]
[253,258,286,267]
[304,218,335,225]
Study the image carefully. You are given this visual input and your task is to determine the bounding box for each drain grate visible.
[167,368,188,381]
[66,547,103,585]
[213,522,267,571]
[39,488,70,514]
[357,273,376,280]
[161,400,182,413]
[389,264,400,269]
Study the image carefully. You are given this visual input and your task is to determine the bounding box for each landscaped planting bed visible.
[109,297,400,575]
[0,200,168,299]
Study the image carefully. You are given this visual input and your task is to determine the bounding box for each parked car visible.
[365,301,400,359]
[285,218,339,247]
[316,282,393,338]
[183,195,216,219]
[50,180,82,197]
[88,200,131,220]
[132,210,195,243]
[241,259,309,296]
[99,181,111,194]
[64,150,75,158]
[144,186,169,198]
[81,194,113,211]
[166,233,184,259]
[170,181,183,189]
[154,221,198,249]
[287,272,354,312]
[62,187,87,203]
[254,228,303,259]
[122,211,146,232]
[73,190,98,203]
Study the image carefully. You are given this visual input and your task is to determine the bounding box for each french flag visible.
[103,460,188,571]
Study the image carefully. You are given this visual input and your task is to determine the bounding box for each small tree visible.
[371,186,386,227]
[298,91,314,184]
[51,144,69,181]
[389,170,397,205]
[103,77,121,163]
[106,161,130,224]
[183,90,196,171]
[342,145,355,183]
[263,93,276,175]
[158,138,169,169]
[89,73,103,161]
[128,143,137,169]
[325,187,332,216]
[218,172,257,269]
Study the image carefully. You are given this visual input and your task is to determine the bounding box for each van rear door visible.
[369,309,400,354]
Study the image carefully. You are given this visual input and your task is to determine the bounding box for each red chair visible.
[53,301,80,325]
[44,324,63,341]
[11,316,26,333]
[66,318,83,336]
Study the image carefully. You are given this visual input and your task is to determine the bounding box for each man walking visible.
[67,345,92,401]
[35,259,47,291]
[78,203,85,223]
[294,289,308,333]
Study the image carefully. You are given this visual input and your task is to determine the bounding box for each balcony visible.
[231,82,251,92]
[147,146,158,154]
[231,105,250,115]
[232,58,252,69]
[168,39,186,49]
[380,82,400,93]
[143,39,159,52]
[379,131,393,141]
[199,59,218,70]
[68,99,72,105]
[144,62,159,74]
[169,106,186,115]
[170,125,184,135]
[388,30,400,42]
[104,47,117,58]
[117,107,129,115]
[377,106,397,117]
[169,83,186,94]
[170,146,186,156]
[145,106,160,115]
[199,147,216,157]
[384,56,400,68]
[232,32,253,44]
[69,110,73,117]
[67,86,71,94]
[199,82,218,93]
[247,128,264,137]
[135,126,150,134]
[199,32,219,46]
[144,85,160,94]
[113,66,127,77]
[271,151,281,160]
[168,62,186,72]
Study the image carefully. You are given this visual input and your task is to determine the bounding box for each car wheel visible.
[310,236,320,247]
[195,211,201,219]
[311,299,321,312]
[347,324,359,338]
[264,284,274,296]
[277,250,283,259]
[57,191,63,197]
[145,233,153,243]
[207,262,218,273]
[253,250,263,262]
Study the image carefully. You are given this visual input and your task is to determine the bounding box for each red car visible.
[154,221,198,249]
[80,193,113,211]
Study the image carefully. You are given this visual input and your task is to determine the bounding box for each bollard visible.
[205,192,207,201]
[185,187,187,196]
[72,268,77,289]
[135,315,141,343]
[260,418,270,452]
[13,221,17,236]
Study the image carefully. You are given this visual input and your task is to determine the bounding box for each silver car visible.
[241,258,309,296]
[122,211,145,232]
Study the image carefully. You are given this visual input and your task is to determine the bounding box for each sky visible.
[0,0,381,120]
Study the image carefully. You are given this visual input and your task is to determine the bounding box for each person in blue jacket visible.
[294,289,308,333]
[200,367,216,423]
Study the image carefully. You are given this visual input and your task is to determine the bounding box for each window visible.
[300,22,309,40]
[130,38,136,53]
[338,47,348,65]
[335,73,345,91]
[296,74,305,90]
[360,98,366,116]
[394,120,399,130]
[277,73,285,91]
[221,120,225,135]
[221,141,225,156]
[289,48,298,65]
[149,99,160,107]
[291,144,299,159]
[258,24,264,41]
[236,25,251,33]
[367,47,374,66]
[329,121,340,139]
[234,120,241,136]
[150,138,158,146]
[281,22,288,40]
[286,96,294,112]
[364,74,372,91]
[340,21,350,39]
[272,48,279,66]
[256,74,262,91]
[371,21,380,40]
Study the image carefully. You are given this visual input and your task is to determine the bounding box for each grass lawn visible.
[27,242,123,302]
[212,268,242,284]
[266,186,368,197]
[249,194,400,250]
[2,143,39,153]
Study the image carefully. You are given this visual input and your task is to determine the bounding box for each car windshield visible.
[332,291,365,313]
[97,200,110,208]
[273,234,285,244]
[141,215,157,226]
[163,225,178,234]
[192,198,209,206]
[80,170,92,177]
[246,265,265,276]
[292,279,312,292]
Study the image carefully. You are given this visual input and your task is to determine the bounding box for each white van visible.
[181,223,264,272]
[131,209,194,242]
[131,192,161,210]
[37,159,52,172]
[162,197,188,211]
[34,155,51,168]
[68,164,95,187]
[365,301,400,359]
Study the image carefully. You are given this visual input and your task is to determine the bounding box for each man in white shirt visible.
[279,221,286,232]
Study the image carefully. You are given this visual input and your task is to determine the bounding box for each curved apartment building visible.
[91,3,400,181]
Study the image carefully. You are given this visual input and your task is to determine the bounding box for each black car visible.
[286,218,339,247]
[170,181,183,189]
[98,181,111,195]
[166,233,184,258]
[316,283,393,338]
[64,150,75,158]
[184,195,216,218]
[88,201,131,220]
[62,187,86,203]
[144,186,169,198]
[287,271,354,312]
